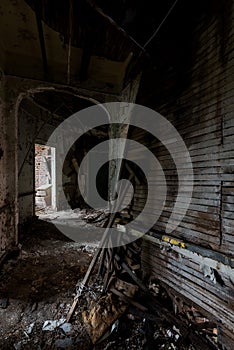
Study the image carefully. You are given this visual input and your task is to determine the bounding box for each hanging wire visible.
[67,0,73,84]
[124,0,179,85]
[143,0,179,49]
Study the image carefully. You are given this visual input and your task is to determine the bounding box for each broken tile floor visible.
[0,214,216,349]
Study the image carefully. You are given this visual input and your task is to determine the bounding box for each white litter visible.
[60,322,72,333]
[42,318,66,331]
[25,322,35,335]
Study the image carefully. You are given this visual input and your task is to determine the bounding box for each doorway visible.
[35,144,56,213]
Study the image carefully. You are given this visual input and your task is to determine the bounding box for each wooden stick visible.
[66,179,132,322]
[66,212,116,322]
[114,254,148,293]
[110,287,148,312]
[67,128,133,321]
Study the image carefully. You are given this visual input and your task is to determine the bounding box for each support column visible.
[108,74,141,202]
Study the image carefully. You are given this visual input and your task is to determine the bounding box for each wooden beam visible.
[66,180,133,322]
[114,254,148,293]
[66,211,118,322]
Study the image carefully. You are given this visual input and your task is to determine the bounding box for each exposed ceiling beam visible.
[85,0,148,58]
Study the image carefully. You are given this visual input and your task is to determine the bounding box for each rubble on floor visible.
[37,208,109,229]
[0,218,219,349]
[0,220,96,349]
[34,208,110,244]
[82,292,127,344]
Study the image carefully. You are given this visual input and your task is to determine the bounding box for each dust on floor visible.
[0,219,97,349]
[0,218,215,350]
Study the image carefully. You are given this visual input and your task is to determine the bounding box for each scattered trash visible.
[172,325,181,336]
[149,281,160,296]
[96,320,119,344]
[25,322,35,335]
[60,322,72,334]
[31,302,37,312]
[0,218,222,349]
[42,318,66,331]
[166,329,173,337]
[82,293,127,344]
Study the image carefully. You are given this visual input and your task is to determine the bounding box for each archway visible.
[17,89,109,230]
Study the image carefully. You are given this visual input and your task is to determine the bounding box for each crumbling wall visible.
[0,74,18,257]
[0,73,142,257]
[0,76,67,247]
[18,106,36,224]
[0,76,104,257]
[35,145,51,188]
[18,98,58,224]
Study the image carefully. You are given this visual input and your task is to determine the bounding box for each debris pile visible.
[37,208,109,229]
[82,293,127,344]
[0,216,219,349]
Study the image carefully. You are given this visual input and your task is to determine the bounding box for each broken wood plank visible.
[110,287,148,312]
[114,254,148,293]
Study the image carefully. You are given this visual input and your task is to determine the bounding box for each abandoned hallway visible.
[0,0,234,349]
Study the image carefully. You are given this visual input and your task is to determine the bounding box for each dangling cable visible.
[67,0,73,84]
[143,0,179,49]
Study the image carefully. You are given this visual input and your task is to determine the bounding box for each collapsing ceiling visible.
[0,0,144,92]
[0,0,234,349]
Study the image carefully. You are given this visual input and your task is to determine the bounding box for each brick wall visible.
[35,144,51,189]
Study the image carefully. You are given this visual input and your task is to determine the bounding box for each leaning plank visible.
[66,210,117,322]
[66,177,133,322]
